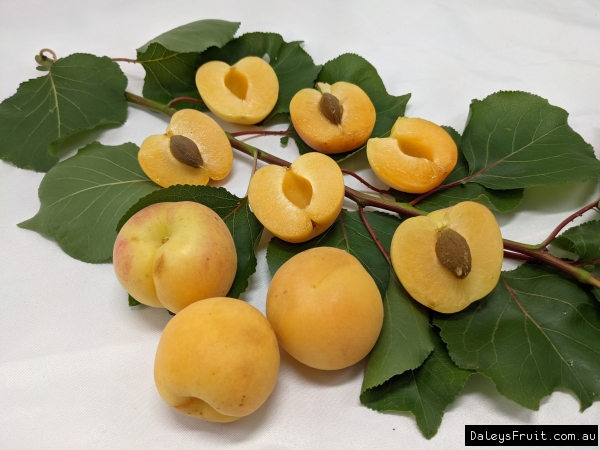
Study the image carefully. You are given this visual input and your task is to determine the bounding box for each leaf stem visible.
[112,57,138,64]
[230,130,290,137]
[357,204,391,265]
[409,179,464,206]
[39,48,57,63]
[341,169,391,195]
[167,96,205,108]
[534,197,600,249]
[126,92,176,117]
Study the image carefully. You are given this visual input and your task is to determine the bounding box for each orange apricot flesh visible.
[138,109,233,188]
[247,152,345,243]
[290,82,376,154]
[195,56,279,125]
[390,201,503,313]
[367,117,458,194]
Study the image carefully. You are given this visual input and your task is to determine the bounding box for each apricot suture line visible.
[124,91,600,290]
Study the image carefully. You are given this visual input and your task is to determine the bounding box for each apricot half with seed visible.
[195,56,279,124]
[390,201,503,313]
[290,82,376,154]
[247,152,345,243]
[367,117,458,194]
[138,109,233,188]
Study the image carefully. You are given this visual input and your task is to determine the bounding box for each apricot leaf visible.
[197,32,321,121]
[137,20,240,105]
[266,210,400,297]
[18,142,159,262]
[361,331,473,439]
[117,185,263,299]
[362,272,435,392]
[435,263,600,411]
[461,91,600,189]
[0,53,128,172]
[553,220,600,264]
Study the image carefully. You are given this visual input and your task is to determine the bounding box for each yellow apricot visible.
[138,109,233,188]
[247,152,345,243]
[290,82,376,154]
[267,247,383,370]
[367,117,458,193]
[196,56,279,124]
[390,201,503,313]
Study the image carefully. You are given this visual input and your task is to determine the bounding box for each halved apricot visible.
[290,82,376,154]
[195,56,279,124]
[138,109,233,188]
[367,117,457,193]
[390,201,503,313]
[247,152,345,243]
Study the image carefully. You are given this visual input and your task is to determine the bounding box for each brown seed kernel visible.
[319,93,343,125]
[435,228,472,279]
[170,135,203,168]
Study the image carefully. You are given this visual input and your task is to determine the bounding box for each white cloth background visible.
[1,1,599,449]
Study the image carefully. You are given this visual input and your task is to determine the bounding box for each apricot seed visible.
[247,152,344,243]
[195,56,279,124]
[138,109,233,188]
[267,247,383,370]
[390,201,503,313]
[367,117,458,193]
[154,297,280,422]
[290,82,376,153]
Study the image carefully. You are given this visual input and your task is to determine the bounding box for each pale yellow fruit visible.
[113,201,237,313]
[196,56,279,124]
[154,297,280,422]
[267,247,383,370]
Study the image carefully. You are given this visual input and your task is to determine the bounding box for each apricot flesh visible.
[247,152,345,243]
[138,109,233,188]
[390,201,503,313]
[290,82,376,154]
[154,297,280,422]
[195,56,279,124]
[367,117,458,194]
[112,201,237,313]
[267,247,383,370]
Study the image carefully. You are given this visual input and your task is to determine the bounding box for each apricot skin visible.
[247,152,345,243]
[138,109,233,188]
[267,247,383,370]
[367,117,458,194]
[290,82,376,154]
[390,201,503,313]
[195,56,279,125]
[112,201,237,313]
[154,297,280,422]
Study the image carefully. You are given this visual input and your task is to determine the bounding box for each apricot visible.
[289,82,376,153]
[247,152,345,243]
[138,109,233,188]
[113,201,237,313]
[195,56,279,124]
[154,297,280,422]
[367,117,458,193]
[267,247,383,370]
[390,201,503,313]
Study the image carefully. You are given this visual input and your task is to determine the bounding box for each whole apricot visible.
[390,201,503,313]
[154,297,280,422]
[267,247,383,370]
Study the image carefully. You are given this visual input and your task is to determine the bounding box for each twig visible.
[357,205,391,265]
[341,169,391,195]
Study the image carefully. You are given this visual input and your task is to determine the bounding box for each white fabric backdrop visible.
[1,1,599,449]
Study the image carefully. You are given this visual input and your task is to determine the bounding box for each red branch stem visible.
[341,169,391,195]
[230,130,290,137]
[167,97,205,108]
[357,205,392,265]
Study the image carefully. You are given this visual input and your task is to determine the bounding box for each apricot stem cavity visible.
[224,68,249,100]
[435,228,472,279]
[169,135,203,168]
[319,93,343,125]
[282,169,313,209]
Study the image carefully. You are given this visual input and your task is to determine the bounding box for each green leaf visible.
[18,142,160,262]
[553,220,600,263]
[292,53,410,163]
[461,91,600,189]
[435,263,600,411]
[0,53,128,172]
[361,330,473,439]
[592,288,600,303]
[128,295,141,307]
[117,185,263,299]
[137,20,240,105]
[392,126,524,213]
[362,272,435,392]
[266,210,400,297]
[137,19,240,54]
[197,32,321,121]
